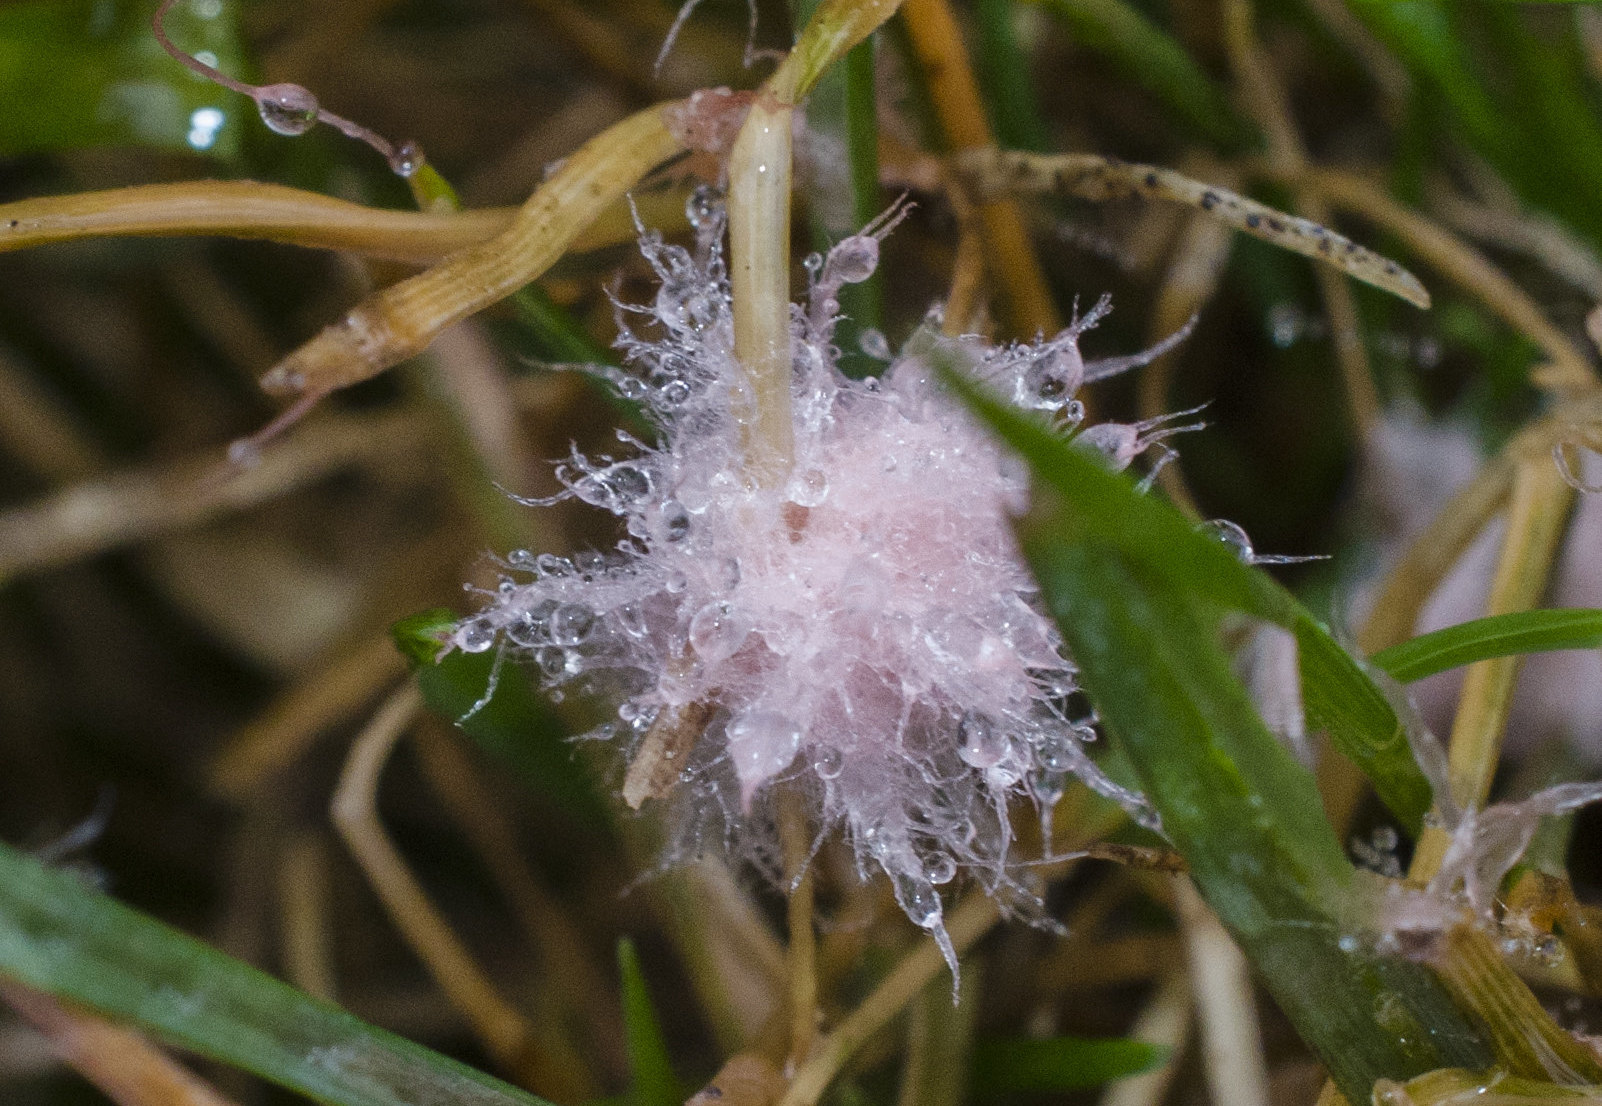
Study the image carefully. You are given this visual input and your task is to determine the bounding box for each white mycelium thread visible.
[451,188,1193,969]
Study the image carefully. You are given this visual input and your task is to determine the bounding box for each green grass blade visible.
[0,842,557,1106]
[970,1036,1167,1094]
[617,939,681,1106]
[1372,609,1602,684]
[938,362,1432,830]
[1014,539,1490,1100]
[973,0,1052,153]
[0,0,245,158]
[1028,0,1252,148]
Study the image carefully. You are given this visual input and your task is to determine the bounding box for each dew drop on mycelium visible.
[824,236,880,285]
[1200,518,1254,561]
[387,140,423,178]
[686,184,720,228]
[616,602,648,639]
[812,745,843,779]
[537,553,572,577]
[957,711,1008,769]
[549,604,595,646]
[254,83,319,135]
[726,710,802,780]
[858,328,891,360]
[606,463,653,507]
[660,500,691,543]
[689,600,749,663]
[892,869,942,929]
[456,618,497,653]
[926,852,958,885]
[535,646,569,680]
[1034,731,1076,773]
[788,468,830,508]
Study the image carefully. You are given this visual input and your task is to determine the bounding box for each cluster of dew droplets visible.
[445,189,1236,975]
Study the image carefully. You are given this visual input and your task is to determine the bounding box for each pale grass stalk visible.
[209,633,405,801]
[895,963,978,1106]
[0,345,104,482]
[1175,880,1270,1106]
[259,104,685,398]
[778,796,819,1064]
[332,684,581,1100]
[0,407,430,583]
[1281,167,1597,395]
[1098,969,1192,1106]
[725,0,907,485]
[727,96,799,485]
[1411,457,1575,878]
[957,149,1429,309]
[0,982,240,1106]
[1431,187,1602,302]
[276,831,338,1002]
[777,892,1001,1106]
[900,0,1062,338]
[412,724,618,1067]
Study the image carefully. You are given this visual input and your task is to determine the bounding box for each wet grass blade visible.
[1373,609,1602,684]
[1013,539,1489,1101]
[0,842,557,1106]
[618,939,682,1106]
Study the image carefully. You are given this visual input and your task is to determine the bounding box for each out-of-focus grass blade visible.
[0,0,243,158]
[970,1037,1167,1094]
[1026,0,1252,148]
[1373,609,1602,684]
[391,610,609,829]
[0,842,557,1106]
[973,0,1052,153]
[617,939,681,1106]
[939,364,1433,832]
[1347,0,1602,247]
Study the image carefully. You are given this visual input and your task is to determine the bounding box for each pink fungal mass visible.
[449,188,1194,968]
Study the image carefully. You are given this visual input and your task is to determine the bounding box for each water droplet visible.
[1035,732,1076,772]
[664,569,688,594]
[689,600,749,663]
[616,602,648,638]
[892,869,942,929]
[686,185,720,228]
[824,235,879,285]
[254,83,319,136]
[812,745,843,779]
[802,252,824,278]
[926,853,957,885]
[716,557,741,590]
[788,467,829,507]
[535,641,567,676]
[456,618,497,653]
[1267,303,1304,348]
[1032,769,1068,806]
[1073,722,1098,744]
[507,549,536,568]
[1022,361,1070,410]
[606,463,654,506]
[657,377,692,406]
[958,712,1008,769]
[536,554,572,576]
[1338,934,1360,953]
[660,500,691,542]
[550,604,594,646]
[1201,518,1254,561]
[858,328,891,360]
[506,599,557,647]
[388,140,423,177]
[726,710,802,782]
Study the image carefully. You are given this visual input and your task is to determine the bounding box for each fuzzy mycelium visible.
[450,189,1196,965]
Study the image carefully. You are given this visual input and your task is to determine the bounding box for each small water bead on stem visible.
[254,83,320,136]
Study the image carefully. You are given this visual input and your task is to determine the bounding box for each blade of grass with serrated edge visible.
[1013,536,1491,1101]
[937,361,1432,832]
[618,939,681,1106]
[1373,609,1602,684]
[0,842,557,1106]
